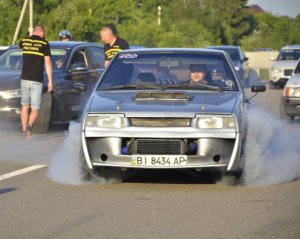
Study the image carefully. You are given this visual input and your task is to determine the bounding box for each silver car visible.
[79,48,265,184]
[280,58,300,121]
[269,45,300,89]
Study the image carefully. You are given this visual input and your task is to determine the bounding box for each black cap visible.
[189,64,206,72]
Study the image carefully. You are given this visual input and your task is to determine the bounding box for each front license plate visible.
[131,155,187,167]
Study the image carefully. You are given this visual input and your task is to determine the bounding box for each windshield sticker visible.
[119,53,138,59]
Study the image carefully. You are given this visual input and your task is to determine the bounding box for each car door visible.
[53,46,99,121]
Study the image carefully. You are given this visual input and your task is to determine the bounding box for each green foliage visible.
[0,0,298,50]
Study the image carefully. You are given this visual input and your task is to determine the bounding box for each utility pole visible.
[12,0,33,45]
[157,0,161,26]
[29,0,33,35]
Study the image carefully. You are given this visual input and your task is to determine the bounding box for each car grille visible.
[130,117,191,127]
[130,139,188,155]
[284,69,293,76]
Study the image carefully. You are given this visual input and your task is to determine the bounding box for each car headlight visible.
[85,114,125,128]
[196,116,236,129]
[0,89,21,99]
[271,67,282,73]
[285,87,300,97]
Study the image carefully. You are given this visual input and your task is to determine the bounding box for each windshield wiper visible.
[164,83,222,92]
[102,83,162,91]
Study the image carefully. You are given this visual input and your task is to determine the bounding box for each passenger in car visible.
[189,64,208,84]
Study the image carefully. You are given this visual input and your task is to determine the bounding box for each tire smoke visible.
[47,122,121,185]
[243,107,300,186]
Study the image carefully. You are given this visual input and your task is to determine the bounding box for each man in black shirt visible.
[100,24,129,67]
[19,25,53,139]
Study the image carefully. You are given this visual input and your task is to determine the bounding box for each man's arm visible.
[104,60,109,68]
[44,55,53,92]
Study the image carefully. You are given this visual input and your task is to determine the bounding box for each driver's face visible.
[190,70,206,83]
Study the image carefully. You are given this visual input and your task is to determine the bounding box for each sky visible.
[247,0,300,18]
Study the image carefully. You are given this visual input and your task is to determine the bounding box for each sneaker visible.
[25,124,32,140]
[21,131,26,140]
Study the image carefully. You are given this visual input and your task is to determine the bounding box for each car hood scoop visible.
[134,92,191,101]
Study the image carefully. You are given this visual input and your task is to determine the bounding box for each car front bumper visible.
[82,127,243,173]
[0,97,21,116]
[269,71,292,85]
[282,97,300,116]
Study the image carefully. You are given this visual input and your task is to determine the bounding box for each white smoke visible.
[46,122,82,185]
[243,107,300,186]
[47,122,121,185]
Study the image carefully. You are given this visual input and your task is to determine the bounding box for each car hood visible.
[287,74,300,86]
[0,70,21,90]
[272,60,298,69]
[87,91,239,117]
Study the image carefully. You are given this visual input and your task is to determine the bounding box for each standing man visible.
[19,25,53,139]
[100,24,129,67]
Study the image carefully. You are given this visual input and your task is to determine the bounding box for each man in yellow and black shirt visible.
[19,25,53,139]
[100,24,129,67]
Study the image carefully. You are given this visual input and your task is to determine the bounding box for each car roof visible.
[280,45,300,50]
[207,46,240,50]
[8,41,103,49]
[117,48,227,55]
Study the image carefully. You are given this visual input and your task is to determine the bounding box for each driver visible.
[189,64,208,84]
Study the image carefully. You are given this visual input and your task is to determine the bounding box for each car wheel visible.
[32,93,52,134]
[269,81,276,90]
[279,96,290,122]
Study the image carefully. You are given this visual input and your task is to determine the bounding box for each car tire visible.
[279,96,291,122]
[269,81,276,90]
[32,93,52,134]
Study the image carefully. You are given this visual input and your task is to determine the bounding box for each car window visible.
[97,52,238,91]
[87,46,105,69]
[277,49,300,61]
[294,61,300,74]
[0,48,68,72]
[69,48,90,70]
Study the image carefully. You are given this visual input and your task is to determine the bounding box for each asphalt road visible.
[0,74,299,239]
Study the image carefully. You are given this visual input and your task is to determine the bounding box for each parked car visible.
[269,45,300,89]
[79,48,266,184]
[0,41,105,133]
[280,58,300,121]
[207,46,250,81]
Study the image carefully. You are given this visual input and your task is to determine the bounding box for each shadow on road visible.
[0,188,17,195]
[123,169,222,185]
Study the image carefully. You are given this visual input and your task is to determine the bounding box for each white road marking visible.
[0,165,46,181]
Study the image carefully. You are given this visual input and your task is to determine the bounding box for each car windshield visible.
[0,48,68,72]
[97,52,238,91]
[277,49,300,61]
[294,61,300,74]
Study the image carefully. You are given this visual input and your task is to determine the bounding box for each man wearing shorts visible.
[19,25,53,139]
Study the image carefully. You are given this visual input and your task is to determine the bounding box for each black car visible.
[0,41,105,133]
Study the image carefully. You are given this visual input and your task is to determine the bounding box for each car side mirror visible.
[251,85,266,93]
[73,82,87,92]
[246,85,266,102]
[68,63,88,72]
[243,57,249,62]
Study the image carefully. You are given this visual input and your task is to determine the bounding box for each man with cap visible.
[100,24,129,67]
[189,64,208,84]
